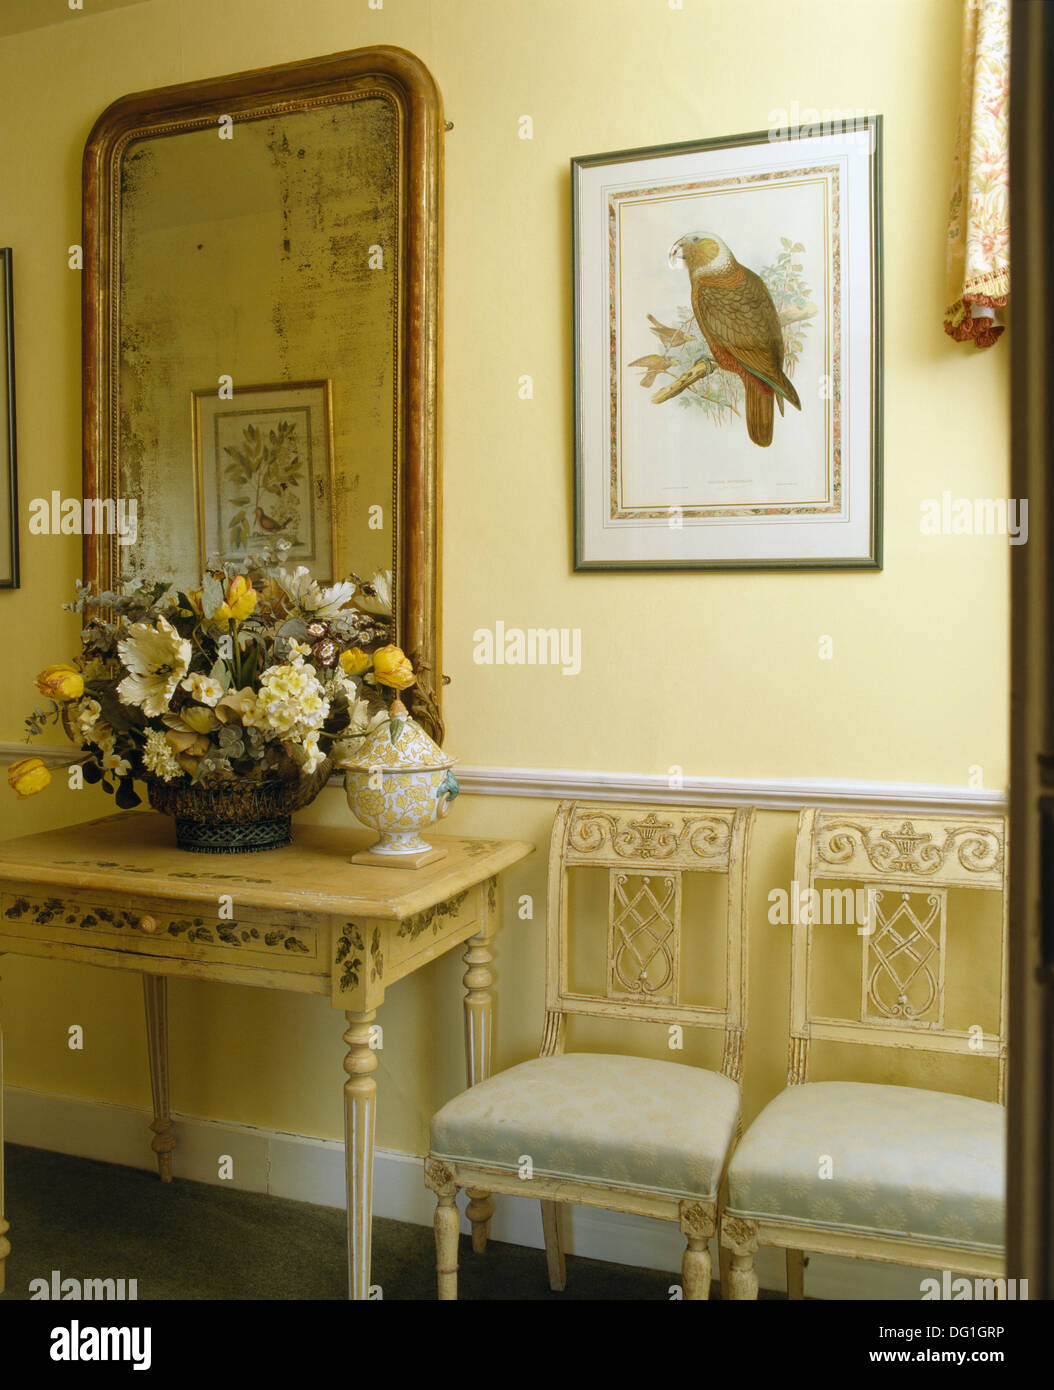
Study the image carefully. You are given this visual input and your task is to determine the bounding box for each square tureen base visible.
[351,844,449,869]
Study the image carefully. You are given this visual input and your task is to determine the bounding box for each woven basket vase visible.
[146,759,333,854]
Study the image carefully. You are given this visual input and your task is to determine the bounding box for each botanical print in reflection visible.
[221,413,308,555]
[195,380,335,578]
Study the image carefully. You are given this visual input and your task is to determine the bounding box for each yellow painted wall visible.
[0,0,1008,1159]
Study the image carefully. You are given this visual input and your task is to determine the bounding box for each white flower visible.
[355,570,392,616]
[346,695,387,739]
[301,731,324,774]
[275,566,357,620]
[117,616,191,717]
[102,749,132,778]
[314,579,357,619]
[180,673,224,706]
[142,728,183,781]
[74,697,102,740]
[275,566,322,613]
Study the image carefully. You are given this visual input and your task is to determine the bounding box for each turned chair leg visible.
[786,1248,806,1300]
[540,1200,567,1291]
[729,1250,759,1300]
[722,1216,760,1300]
[465,1188,493,1254]
[682,1235,712,1300]
[718,1230,733,1299]
[433,1189,461,1301]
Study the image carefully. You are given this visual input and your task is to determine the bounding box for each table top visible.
[0,813,534,920]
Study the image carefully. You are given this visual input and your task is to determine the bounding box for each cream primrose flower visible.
[250,657,329,741]
[180,673,224,706]
[117,615,191,717]
[142,728,183,781]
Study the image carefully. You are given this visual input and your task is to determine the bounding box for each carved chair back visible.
[542,801,753,1082]
[789,809,1008,1101]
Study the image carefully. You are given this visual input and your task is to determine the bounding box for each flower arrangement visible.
[10,543,416,809]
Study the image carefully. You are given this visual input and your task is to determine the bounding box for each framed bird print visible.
[572,118,882,570]
[192,379,337,580]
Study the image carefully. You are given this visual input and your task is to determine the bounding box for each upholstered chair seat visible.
[431,1052,741,1202]
[726,1080,1004,1251]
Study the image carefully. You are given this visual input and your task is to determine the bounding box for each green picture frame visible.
[0,248,19,588]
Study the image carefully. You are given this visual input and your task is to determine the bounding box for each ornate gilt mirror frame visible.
[81,46,444,739]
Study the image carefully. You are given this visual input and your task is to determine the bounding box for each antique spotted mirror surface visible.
[82,46,444,737]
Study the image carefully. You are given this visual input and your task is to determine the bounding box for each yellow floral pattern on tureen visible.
[343,715,454,772]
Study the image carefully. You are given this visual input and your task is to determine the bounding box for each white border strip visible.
[0,743,1006,816]
[451,765,1007,815]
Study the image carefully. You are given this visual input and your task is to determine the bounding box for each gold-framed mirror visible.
[81,45,444,739]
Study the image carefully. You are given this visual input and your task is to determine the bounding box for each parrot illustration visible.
[672,232,801,447]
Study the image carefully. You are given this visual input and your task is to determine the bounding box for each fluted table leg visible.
[344,1009,378,1300]
[142,974,175,1182]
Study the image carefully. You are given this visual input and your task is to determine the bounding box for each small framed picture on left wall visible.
[0,249,19,589]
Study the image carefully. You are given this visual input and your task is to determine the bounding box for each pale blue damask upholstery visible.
[431,1052,741,1201]
[726,1081,1004,1250]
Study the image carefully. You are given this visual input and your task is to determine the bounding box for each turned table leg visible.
[462,880,496,1254]
[0,957,10,1294]
[462,882,496,1088]
[142,974,175,1183]
[344,1009,378,1300]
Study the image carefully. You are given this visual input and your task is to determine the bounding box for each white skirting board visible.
[4,1085,937,1300]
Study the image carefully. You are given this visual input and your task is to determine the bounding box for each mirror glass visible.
[117,98,397,588]
[83,49,444,736]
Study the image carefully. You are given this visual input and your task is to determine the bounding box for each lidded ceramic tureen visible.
[343,697,459,866]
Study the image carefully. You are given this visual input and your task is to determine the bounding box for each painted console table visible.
[0,812,533,1299]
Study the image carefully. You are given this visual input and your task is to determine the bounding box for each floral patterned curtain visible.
[944,0,1010,349]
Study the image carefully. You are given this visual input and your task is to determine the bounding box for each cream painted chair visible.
[424,800,754,1300]
[722,809,1007,1299]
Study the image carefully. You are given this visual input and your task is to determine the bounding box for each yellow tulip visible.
[36,664,84,702]
[372,644,416,690]
[9,756,51,798]
[339,647,372,676]
[216,575,258,622]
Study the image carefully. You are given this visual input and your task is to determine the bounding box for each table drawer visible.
[0,889,323,973]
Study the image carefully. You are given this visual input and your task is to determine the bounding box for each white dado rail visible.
[0,744,1006,816]
[451,765,1006,815]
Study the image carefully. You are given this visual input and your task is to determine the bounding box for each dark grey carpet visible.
[0,1143,711,1300]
